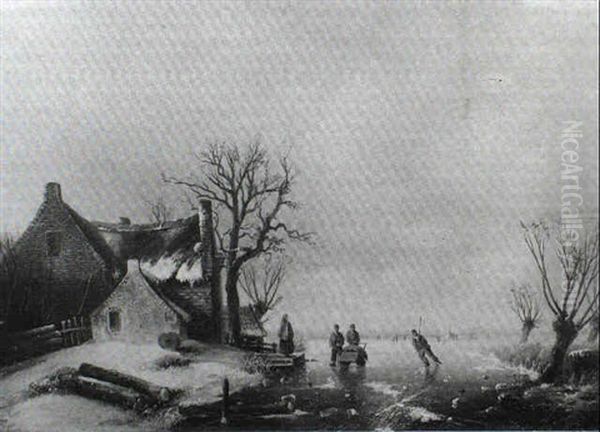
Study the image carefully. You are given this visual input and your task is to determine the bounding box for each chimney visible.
[199,199,215,276]
[44,182,62,202]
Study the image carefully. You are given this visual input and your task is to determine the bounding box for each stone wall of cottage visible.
[91,261,184,342]
[13,184,115,324]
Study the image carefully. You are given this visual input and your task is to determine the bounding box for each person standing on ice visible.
[411,329,442,367]
[329,324,345,366]
[346,324,361,346]
[278,314,295,356]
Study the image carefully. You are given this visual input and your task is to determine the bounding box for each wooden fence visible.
[240,335,276,353]
[1,316,92,365]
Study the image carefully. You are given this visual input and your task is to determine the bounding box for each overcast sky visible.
[1,1,598,337]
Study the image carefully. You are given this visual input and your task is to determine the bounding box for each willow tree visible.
[522,221,598,383]
[164,141,312,344]
[239,256,286,323]
[510,283,541,343]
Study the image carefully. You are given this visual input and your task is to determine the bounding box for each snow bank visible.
[471,351,540,381]
[0,341,259,432]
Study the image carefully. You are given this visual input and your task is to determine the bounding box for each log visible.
[6,324,57,341]
[12,335,64,349]
[63,375,150,411]
[6,337,64,362]
[79,363,172,403]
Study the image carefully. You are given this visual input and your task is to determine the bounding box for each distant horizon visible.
[1,1,598,335]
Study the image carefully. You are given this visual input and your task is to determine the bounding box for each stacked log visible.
[30,363,176,413]
[64,375,146,411]
[79,363,172,403]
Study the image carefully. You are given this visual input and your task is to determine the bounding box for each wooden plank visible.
[60,327,87,334]
[61,321,68,347]
[8,330,62,345]
[74,317,81,346]
[69,318,76,346]
[6,324,57,340]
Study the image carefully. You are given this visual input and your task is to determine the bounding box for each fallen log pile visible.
[29,363,178,413]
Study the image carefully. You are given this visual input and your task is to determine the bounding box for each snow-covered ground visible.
[0,340,259,432]
[1,337,597,431]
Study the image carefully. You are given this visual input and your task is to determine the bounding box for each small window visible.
[108,309,121,333]
[45,231,62,257]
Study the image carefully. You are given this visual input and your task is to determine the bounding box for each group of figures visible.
[277,315,442,371]
[328,324,365,366]
[329,325,442,369]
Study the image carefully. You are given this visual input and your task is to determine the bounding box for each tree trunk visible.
[225,271,241,346]
[588,321,599,343]
[540,318,578,383]
[520,322,534,344]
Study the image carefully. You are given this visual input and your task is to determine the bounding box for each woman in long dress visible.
[278,314,294,355]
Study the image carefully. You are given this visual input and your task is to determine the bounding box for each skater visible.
[329,324,344,366]
[411,329,442,367]
[278,314,295,356]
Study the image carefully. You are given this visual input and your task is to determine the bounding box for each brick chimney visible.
[199,199,215,276]
[44,182,62,202]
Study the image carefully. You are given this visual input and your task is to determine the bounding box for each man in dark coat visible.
[329,324,344,366]
[411,329,442,367]
[346,324,360,346]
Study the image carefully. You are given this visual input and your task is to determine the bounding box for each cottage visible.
[9,183,124,329]
[11,183,224,342]
[91,259,191,342]
[92,199,223,341]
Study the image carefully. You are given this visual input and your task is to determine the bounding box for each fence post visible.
[61,320,67,347]
[75,316,81,345]
[221,377,229,425]
[71,318,77,346]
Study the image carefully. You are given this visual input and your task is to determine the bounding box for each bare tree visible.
[239,257,286,323]
[510,283,541,343]
[0,235,19,325]
[588,310,599,343]
[144,195,172,226]
[163,140,313,344]
[522,221,599,383]
[1,235,57,330]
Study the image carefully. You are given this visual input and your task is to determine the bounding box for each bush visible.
[152,353,192,370]
[493,342,551,372]
[242,353,269,374]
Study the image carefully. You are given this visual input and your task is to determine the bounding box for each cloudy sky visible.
[1,1,598,337]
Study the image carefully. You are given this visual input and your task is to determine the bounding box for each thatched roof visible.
[94,215,206,283]
[64,204,124,272]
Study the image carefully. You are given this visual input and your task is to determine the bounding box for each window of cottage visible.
[108,309,121,333]
[45,231,62,257]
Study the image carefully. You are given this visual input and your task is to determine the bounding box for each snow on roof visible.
[175,258,204,282]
